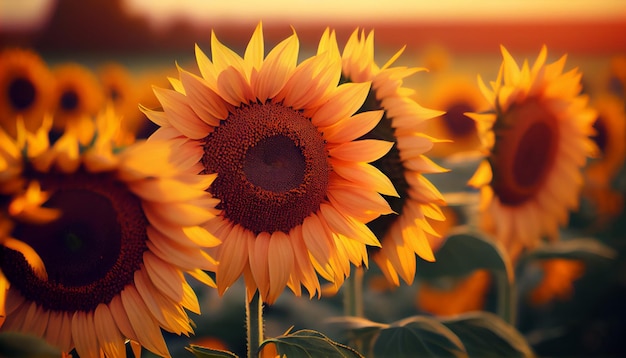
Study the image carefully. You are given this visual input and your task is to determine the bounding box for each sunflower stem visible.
[495,271,517,326]
[343,266,364,317]
[246,290,263,358]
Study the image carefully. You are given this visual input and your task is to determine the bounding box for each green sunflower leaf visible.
[0,332,61,358]
[260,329,363,358]
[441,312,536,358]
[416,226,513,282]
[186,345,239,358]
[372,315,467,358]
[518,237,617,265]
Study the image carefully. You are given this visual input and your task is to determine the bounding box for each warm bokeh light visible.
[121,0,626,26]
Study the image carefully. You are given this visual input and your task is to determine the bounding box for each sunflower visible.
[580,93,626,226]
[467,46,597,259]
[416,269,492,316]
[422,74,488,158]
[607,55,626,98]
[527,258,585,306]
[339,29,447,286]
[0,48,55,137]
[52,63,104,131]
[142,23,396,304]
[98,63,141,143]
[0,110,220,357]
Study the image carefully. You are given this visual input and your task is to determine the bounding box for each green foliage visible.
[372,316,467,358]
[260,329,363,358]
[0,332,61,358]
[417,227,513,282]
[441,312,535,358]
[187,344,240,358]
[518,237,617,266]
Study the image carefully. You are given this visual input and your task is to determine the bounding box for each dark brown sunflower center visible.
[109,87,121,102]
[443,101,476,137]
[60,89,79,111]
[202,102,330,235]
[355,89,407,240]
[591,115,608,155]
[0,171,148,312]
[490,99,559,205]
[8,76,36,111]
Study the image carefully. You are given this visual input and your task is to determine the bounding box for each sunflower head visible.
[422,74,488,158]
[52,63,104,131]
[468,46,597,259]
[0,48,55,136]
[142,23,401,304]
[339,28,448,286]
[0,109,220,357]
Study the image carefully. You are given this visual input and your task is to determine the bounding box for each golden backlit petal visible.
[531,45,549,76]
[322,110,383,144]
[129,177,210,203]
[420,201,446,221]
[188,269,217,288]
[216,66,255,106]
[392,240,418,284]
[267,231,294,303]
[2,299,28,331]
[180,224,222,250]
[317,28,340,58]
[277,52,338,109]
[0,272,7,327]
[406,173,446,204]
[403,155,448,174]
[217,225,250,295]
[311,81,372,127]
[543,54,568,80]
[179,68,229,125]
[373,251,401,286]
[249,232,270,299]
[254,32,299,101]
[381,45,406,70]
[181,277,201,314]
[331,160,399,197]
[289,227,322,298]
[146,226,215,271]
[136,268,195,335]
[476,74,495,107]
[71,311,100,358]
[139,106,171,128]
[468,160,493,188]
[109,295,139,343]
[396,135,434,158]
[210,30,247,76]
[133,269,175,330]
[195,43,218,86]
[143,200,215,227]
[328,139,393,163]
[44,311,68,352]
[244,22,264,71]
[118,142,175,180]
[301,213,334,276]
[120,285,170,357]
[147,126,183,143]
[94,304,126,358]
[21,302,47,337]
[152,87,210,139]
[319,203,381,247]
[327,182,394,221]
[169,75,184,94]
[500,45,521,85]
[143,251,185,303]
[386,96,444,122]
